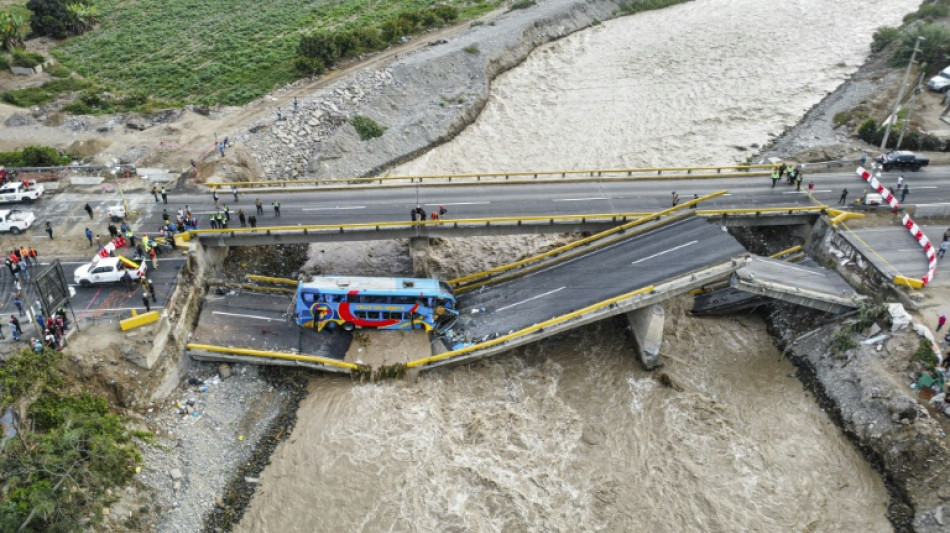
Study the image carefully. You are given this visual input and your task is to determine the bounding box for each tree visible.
[26,0,98,39]
[26,0,72,38]
[890,23,950,76]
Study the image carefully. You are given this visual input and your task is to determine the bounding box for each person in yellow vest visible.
[141,234,150,252]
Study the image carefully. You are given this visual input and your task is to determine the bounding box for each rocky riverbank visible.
[237,0,632,179]
[770,307,950,533]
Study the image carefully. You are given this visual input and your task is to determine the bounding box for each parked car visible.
[876,151,930,171]
[73,256,147,288]
[928,66,950,93]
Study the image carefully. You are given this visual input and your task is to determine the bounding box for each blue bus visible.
[295,275,459,333]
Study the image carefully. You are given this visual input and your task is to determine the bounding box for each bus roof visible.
[299,275,445,294]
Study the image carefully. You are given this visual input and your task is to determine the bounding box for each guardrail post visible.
[562,172,566,178]
[534,174,537,179]
[517,220,522,226]
[717,168,721,173]
[687,169,692,174]
[339,227,344,233]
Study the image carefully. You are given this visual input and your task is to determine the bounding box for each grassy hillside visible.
[51,0,496,106]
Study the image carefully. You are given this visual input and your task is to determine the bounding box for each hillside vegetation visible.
[50,0,497,106]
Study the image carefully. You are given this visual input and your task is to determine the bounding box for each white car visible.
[73,256,147,288]
[927,66,950,93]
[0,209,35,234]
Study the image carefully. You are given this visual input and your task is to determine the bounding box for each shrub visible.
[890,23,950,76]
[10,48,44,68]
[26,0,72,38]
[350,115,386,140]
[509,0,536,11]
[913,340,938,370]
[904,2,950,24]
[298,31,339,66]
[832,328,856,353]
[0,145,70,167]
[857,118,882,146]
[463,44,479,55]
[871,26,900,53]
[0,54,8,70]
[0,76,90,107]
[294,56,325,76]
[433,5,459,23]
[45,63,70,78]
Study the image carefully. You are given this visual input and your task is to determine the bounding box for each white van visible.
[927,66,950,93]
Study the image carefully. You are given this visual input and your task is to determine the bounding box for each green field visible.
[51,0,496,106]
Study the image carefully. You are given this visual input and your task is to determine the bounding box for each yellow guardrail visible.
[186,343,367,371]
[825,209,865,225]
[450,192,727,287]
[894,275,924,289]
[769,245,803,259]
[206,164,778,190]
[405,285,655,369]
[695,205,828,216]
[187,212,654,238]
[247,274,299,286]
[120,309,160,331]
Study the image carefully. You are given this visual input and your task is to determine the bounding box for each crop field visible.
[51,0,495,106]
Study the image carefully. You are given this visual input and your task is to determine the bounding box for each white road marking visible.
[915,186,937,189]
[89,306,165,312]
[302,206,366,211]
[812,189,832,193]
[632,240,698,264]
[424,201,490,206]
[552,197,609,202]
[212,311,282,321]
[496,287,566,312]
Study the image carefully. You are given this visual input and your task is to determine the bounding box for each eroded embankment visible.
[770,314,950,533]
[243,0,643,179]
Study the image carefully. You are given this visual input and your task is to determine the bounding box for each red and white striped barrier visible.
[856,166,899,212]
[857,166,937,286]
[902,214,938,286]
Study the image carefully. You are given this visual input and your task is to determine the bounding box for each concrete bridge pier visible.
[410,236,430,277]
[626,304,665,370]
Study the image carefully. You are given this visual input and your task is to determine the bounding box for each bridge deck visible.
[454,217,747,341]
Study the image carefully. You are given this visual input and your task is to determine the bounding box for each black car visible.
[876,151,930,171]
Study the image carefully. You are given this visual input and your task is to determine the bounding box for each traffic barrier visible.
[205,164,777,190]
[405,285,655,369]
[120,309,159,331]
[769,245,802,259]
[857,165,935,287]
[246,274,298,286]
[186,343,367,371]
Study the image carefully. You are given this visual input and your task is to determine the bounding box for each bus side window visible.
[301,292,315,304]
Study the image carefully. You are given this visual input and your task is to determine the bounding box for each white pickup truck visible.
[73,256,147,288]
[0,181,44,204]
[0,209,35,234]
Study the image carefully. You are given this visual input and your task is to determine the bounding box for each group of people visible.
[769,163,805,190]
[410,205,447,221]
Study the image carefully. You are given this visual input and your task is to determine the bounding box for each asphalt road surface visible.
[454,216,747,340]
[20,166,950,237]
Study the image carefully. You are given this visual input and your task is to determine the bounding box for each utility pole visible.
[896,71,925,150]
[881,36,925,152]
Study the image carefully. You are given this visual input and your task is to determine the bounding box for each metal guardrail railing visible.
[206,164,778,190]
[186,204,835,242]
[186,212,654,239]
[186,343,367,371]
[404,285,656,369]
[450,191,726,290]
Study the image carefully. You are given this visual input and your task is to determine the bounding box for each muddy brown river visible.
[235,0,917,530]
